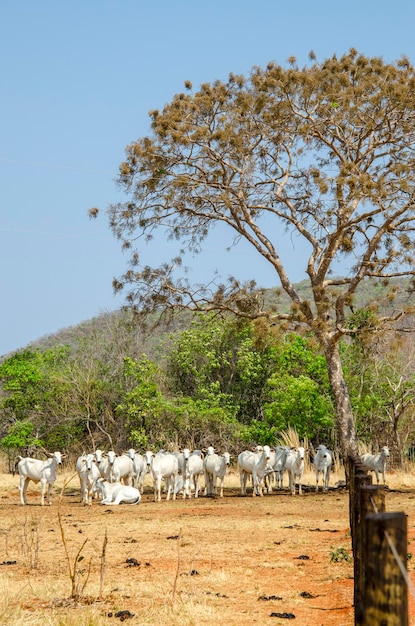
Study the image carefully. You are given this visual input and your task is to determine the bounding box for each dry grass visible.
[1,459,415,625]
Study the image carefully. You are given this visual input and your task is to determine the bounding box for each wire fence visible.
[348,455,413,625]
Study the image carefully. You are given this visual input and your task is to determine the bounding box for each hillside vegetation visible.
[1,278,415,464]
[24,277,415,357]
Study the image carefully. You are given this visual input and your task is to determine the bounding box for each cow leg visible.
[207,475,212,496]
[42,479,52,506]
[239,472,244,495]
[20,476,29,505]
[40,478,46,506]
[172,475,177,500]
[154,477,161,502]
[194,476,200,498]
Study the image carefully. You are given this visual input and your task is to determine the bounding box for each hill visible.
[12,276,415,358]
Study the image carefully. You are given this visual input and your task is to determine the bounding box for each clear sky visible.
[1,0,415,357]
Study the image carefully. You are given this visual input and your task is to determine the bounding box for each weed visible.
[330,546,352,563]
[19,512,41,570]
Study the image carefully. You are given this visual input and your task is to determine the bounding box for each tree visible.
[263,333,334,442]
[166,314,274,422]
[0,347,72,450]
[92,50,415,463]
[342,327,415,465]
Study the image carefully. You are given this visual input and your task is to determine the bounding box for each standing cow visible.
[17,451,66,506]
[361,446,390,484]
[285,447,305,495]
[313,444,332,492]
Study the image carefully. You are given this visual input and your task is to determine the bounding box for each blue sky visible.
[1,0,415,357]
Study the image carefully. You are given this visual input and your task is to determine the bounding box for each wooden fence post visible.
[356,485,386,625]
[352,472,372,624]
[362,512,408,626]
[349,455,369,540]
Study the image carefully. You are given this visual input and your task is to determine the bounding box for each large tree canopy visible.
[93,50,415,462]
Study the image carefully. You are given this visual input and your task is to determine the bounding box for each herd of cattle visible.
[14,444,391,507]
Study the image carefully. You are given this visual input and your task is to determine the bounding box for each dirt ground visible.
[1,469,415,626]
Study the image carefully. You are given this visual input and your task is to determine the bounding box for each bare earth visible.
[1,469,415,626]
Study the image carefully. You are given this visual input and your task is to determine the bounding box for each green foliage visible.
[237,419,278,446]
[347,308,379,340]
[115,356,165,434]
[129,427,148,450]
[263,334,334,441]
[0,294,413,457]
[167,314,275,422]
[264,374,334,440]
[0,347,70,417]
[43,420,85,452]
[167,319,335,445]
[114,355,236,449]
[159,395,239,450]
[0,420,44,450]
[269,334,329,385]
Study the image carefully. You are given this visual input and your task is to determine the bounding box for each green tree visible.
[116,355,165,448]
[341,325,415,465]
[0,347,72,450]
[93,50,415,462]
[264,375,333,440]
[263,333,334,441]
[166,314,273,422]
[115,355,239,450]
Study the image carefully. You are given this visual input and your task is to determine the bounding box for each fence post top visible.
[365,511,407,522]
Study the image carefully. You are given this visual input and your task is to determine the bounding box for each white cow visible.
[313,444,333,492]
[204,452,231,497]
[361,446,390,484]
[273,445,290,489]
[145,451,178,502]
[285,446,305,495]
[94,449,110,479]
[237,450,255,495]
[102,450,117,481]
[76,453,101,505]
[252,445,272,497]
[202,446,216,496]
[17,451,65,506]
[127,449,147,493]
[183,450,205,498]
[237,448,263,495]
[263,447,277,493]
[97,480,141,505]
[172,448,191,499]
[173,448,191,476]
[107,453,134,485]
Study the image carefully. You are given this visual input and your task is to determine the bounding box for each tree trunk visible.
[324,340,358,470]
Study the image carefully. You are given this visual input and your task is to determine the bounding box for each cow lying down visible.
[96,479,141,505]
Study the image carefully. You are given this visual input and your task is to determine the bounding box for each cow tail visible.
[13,455,23,476]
